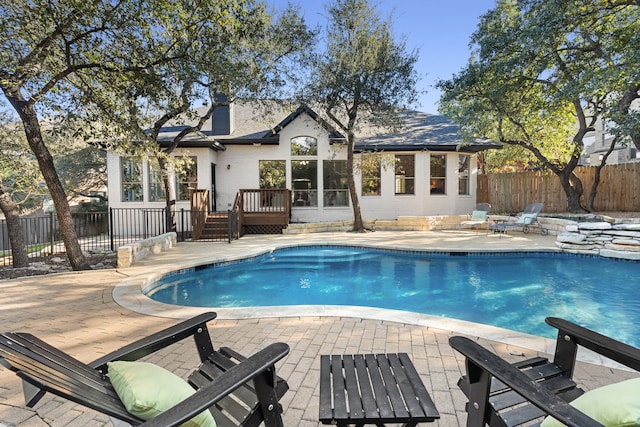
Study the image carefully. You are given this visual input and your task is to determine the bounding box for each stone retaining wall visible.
[117,232,177,268]
[284,216,464,234]
[284,215,568,235]
[285,216,640,261]
[556,221,640,261]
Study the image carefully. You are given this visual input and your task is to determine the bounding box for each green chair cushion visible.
[471,210,488,221]
[108,360,216,427]
[516,213,536,224]
[540,377,640,427]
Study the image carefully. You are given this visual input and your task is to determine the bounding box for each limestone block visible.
[613,224,640,231]
[578,222,613,230]
[600,248,640,261]
[599,215,616,223]
[603,230,640,238]
[543,217,573,225]
[611,238,640,246]
[117,246,133,268]
[555,242,596,250]
[560,248,600,256]
[565,224,579,232]
[584,236,613,242]
[374,220,397,228]
[579,230,607,238]
[397,216,425,226]
[605,243,640,252]
[116,232,177,267]
[556,232,586,244]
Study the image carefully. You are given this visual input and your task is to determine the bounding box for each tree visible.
[519,0,640,211]
[0,111,108,268]
[0,113,38,268]
[438,61,587,211]
[304,0,420,231]
[1,1,246,269]
[75,1,314,227]
[539,0,640,150]
[437,0,640,212]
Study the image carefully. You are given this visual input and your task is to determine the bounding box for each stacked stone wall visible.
[556,221,640,260]
[284,216,465,234]
[285,215,565,234]
[117,232,177,268]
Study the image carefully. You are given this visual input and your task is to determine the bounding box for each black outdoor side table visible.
[319,353,440,426]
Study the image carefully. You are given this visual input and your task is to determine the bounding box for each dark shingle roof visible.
[264,105,346,142]
[151,103,499,153]
[355,111,500,153]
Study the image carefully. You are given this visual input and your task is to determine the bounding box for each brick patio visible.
[1,231,637,426]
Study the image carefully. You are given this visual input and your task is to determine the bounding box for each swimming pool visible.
[145,245,640,346]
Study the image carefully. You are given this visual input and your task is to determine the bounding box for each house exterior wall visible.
[106,148,218,210]
[355,151,478,220]
[106,112,480,226]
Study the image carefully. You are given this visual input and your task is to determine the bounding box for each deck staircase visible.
[200,212,231,240]
[190,189,291,241]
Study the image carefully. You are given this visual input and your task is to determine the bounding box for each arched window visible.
[291,136,317,156]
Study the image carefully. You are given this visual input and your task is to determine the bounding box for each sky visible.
[267,0,496,114]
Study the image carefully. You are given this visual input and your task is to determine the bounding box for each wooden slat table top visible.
[319,353,440,426]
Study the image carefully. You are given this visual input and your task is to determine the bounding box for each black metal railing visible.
[109,207,167,250]
[0,208,239,268]
[0,212,110,267]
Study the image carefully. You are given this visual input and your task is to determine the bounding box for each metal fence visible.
[1,208,238,267]
[0,212,110,267]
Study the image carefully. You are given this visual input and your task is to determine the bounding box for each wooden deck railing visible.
[190,189,209,240]
[238,189,291,227]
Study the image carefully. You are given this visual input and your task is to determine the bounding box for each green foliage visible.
[303,0,420,229]
[0,114,107,212]
[69,0,315,150]
[259,160,286,189]
[436,0,640,211]
[307,0,420,133]
[0,109,44,210]
[76,197,108,213]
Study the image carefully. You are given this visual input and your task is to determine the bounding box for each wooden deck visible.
[192,189,292,239]
[238,189,291,234]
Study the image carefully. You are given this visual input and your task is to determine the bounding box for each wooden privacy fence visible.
[477,163,640,213]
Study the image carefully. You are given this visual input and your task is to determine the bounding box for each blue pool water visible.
[146,246,640,345]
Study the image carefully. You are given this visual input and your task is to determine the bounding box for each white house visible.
[106,102,499,231]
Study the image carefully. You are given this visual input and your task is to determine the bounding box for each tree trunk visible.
[587,137,617,212]
[158,157,177,233]
[347,134,365,232]
[0,186,29,268]
[4,92,90,270]
[557,169,586,213]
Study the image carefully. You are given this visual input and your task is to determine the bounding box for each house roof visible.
[156,138,226,151]
[152,101,499,153]
[264,104,346,142]
[355,111,499,153]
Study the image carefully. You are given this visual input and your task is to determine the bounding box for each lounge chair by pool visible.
[490,202,548,235]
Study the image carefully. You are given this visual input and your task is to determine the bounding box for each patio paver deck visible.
[0,230,637,426]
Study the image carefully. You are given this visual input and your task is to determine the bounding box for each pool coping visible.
[113,239,627,370]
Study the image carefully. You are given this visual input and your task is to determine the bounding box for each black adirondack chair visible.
[450,317,640,427]
[0,312,289,427]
